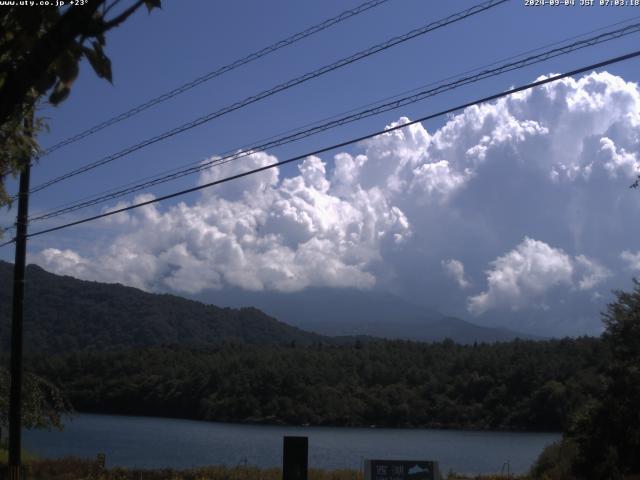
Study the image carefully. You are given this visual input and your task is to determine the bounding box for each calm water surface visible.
[24,413,559,475]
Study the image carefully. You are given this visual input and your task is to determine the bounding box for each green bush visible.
[529,439,577,480]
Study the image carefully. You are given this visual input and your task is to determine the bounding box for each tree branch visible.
[103,0,126,18]
[0,2,104,125]
[101,0,146,31]
[0,0,155,127]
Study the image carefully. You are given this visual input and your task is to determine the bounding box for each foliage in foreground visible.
[564,280,640,479]
[527,281,640,480]
[0,366,72,433]
[3,456,527,480]
[11,457,359,480]
[528,439,577,480]
[0,1,161,207]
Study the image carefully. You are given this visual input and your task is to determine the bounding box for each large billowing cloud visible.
[36,71,640,335]
[38,153,410,293]
[467,238,611,316]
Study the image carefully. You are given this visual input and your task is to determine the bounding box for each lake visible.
[24,413,559,476]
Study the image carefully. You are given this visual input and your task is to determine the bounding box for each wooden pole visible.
[8,121,32,480]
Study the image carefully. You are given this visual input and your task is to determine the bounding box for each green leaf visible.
[34,70,56,95]
[83,42,112,83]
[49,82,70,105]
[144,0,161,13]
[56,52,79,87]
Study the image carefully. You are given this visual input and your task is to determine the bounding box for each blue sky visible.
[3,0,640,336]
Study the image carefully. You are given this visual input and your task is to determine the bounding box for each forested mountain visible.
[29,337,606,431]
[1,261,532,352]
[0,261,331,352]
[0,261,615,434]
[196,287,536,343]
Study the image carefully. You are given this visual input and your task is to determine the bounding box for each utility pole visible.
[7,118,32,480]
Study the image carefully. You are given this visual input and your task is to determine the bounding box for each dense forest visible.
[0,261,337,351]
[28,337,606,432]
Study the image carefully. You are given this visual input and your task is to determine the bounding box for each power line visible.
[0,223,17,247]
[6,13,639,190]
[10,48,638,243]
[28,21,640,223]
[7,12,637,187]
[30,14,640,218]
[27,0,508,196]
[39,0,392,157]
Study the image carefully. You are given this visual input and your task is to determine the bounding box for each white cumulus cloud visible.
[621,250,640,271]
[468,238,613,316]
[442,259,471,289]
[468,238,574,316]
[33,70,640,335]
[37,153,410,294]
[574,254,612,291]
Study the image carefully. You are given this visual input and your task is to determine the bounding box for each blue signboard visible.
[364,459,440,480]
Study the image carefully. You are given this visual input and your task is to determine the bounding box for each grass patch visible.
[0,447,39,464]
[0,457,533,480]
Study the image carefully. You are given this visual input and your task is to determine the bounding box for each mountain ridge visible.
[0,261,331,352]
[194,286,538,343]
[0,261,535,351]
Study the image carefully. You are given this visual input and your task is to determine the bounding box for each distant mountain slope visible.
[0,261,329,352]
[195,287,537,343]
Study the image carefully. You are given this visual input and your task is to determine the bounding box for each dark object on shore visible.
[283,436,308,480]
[0,465,26,480]
[364,459,440,480]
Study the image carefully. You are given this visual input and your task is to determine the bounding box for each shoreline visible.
[64,410,562,435]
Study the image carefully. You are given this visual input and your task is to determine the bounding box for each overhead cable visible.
[8,48,636,243]
[30,14,640,217]
[27,0,509,196]
[28,22,640,223]
[39,0,392,157]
